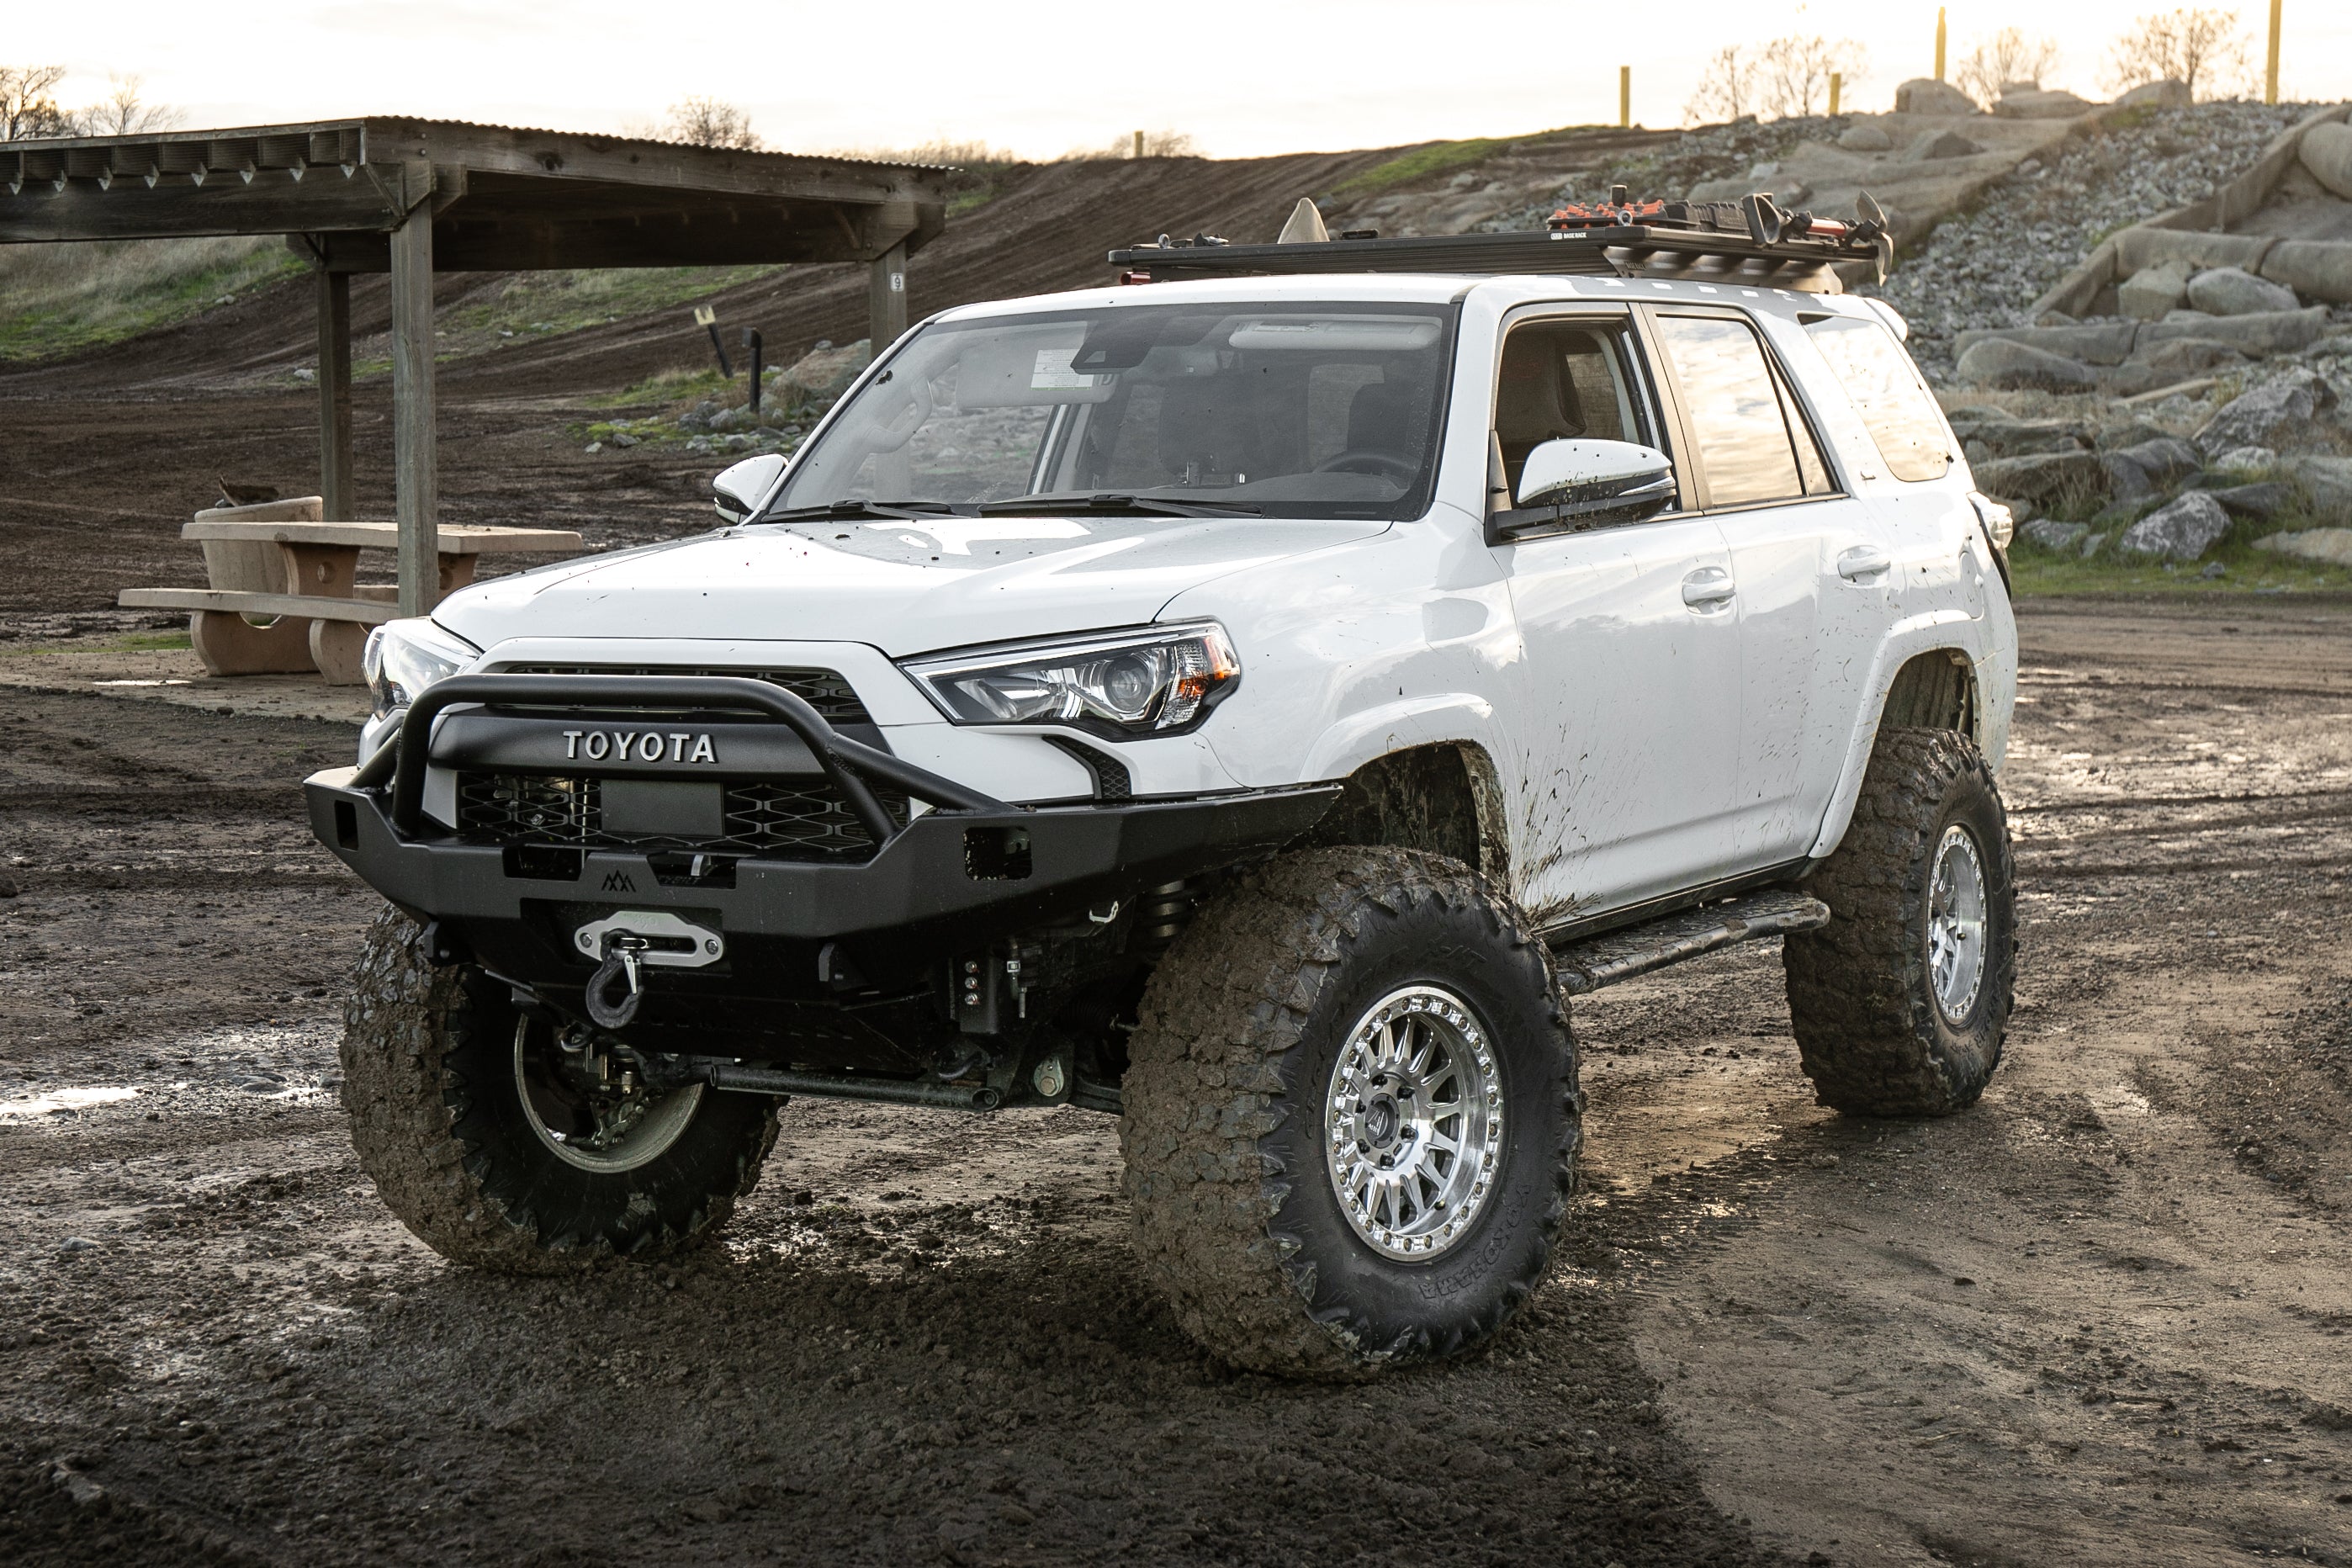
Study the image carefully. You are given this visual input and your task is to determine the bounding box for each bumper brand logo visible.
[562,730,718,764]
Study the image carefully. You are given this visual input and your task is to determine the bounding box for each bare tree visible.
[1755,34,1869,119]
[1684,45,1761,125]
[1956,28,2063,106]
[85,74,177,136]
[2104,8,2250,100]
[661,97,762,151]
[0,64,73,141]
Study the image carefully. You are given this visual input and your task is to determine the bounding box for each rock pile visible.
[1866,103,2317,377]
[1959,356,2352,563]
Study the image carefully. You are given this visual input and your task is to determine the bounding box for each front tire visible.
[1784,725,2017,1116]
[340,907,778,1272]
[1120,847,1579,1379]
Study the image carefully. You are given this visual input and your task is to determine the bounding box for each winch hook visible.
[585,933,650,1029]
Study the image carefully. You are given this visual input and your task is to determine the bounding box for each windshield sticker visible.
[1030,348,1099,389]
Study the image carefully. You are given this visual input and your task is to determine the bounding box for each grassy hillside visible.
[0,236,306,362]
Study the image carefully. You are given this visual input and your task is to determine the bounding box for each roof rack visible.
[1109,189,1892,295]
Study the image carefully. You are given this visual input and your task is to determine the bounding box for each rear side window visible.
[1801,315,1952,482]
[1652,314,1805,507]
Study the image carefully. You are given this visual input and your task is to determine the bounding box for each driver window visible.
[1493,319,1650,498]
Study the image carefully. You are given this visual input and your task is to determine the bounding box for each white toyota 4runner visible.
[312,204,2019,1378]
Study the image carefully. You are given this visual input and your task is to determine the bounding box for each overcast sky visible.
[13,1,2352,159]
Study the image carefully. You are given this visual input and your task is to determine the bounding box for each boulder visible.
[2100,452,2154,503]
[2185,267,2301,317]
[2283,456,2352,516]
[2163,309,2217,324]
[2116,437,2206,487]
[1946,411,2091,457]
[1994,87,2094,119]
[2130,337,2248,377]
[2259,242,2352,306]
[2210,445,2279,471]
[2253,527,2352,567]
[1959,347,2094,397]
[1838,123,1894,153]
[2116,78,2193,109]
[2300,122,2352,202]
[2096,421,2170,451]
[2119,260,2191,321]
[2119,490,2234,559]
[1956,338,2100,394]
[781,339,872,402]
[2021,519,2090,551]
[1895,78,1980,116]
[1952,322,2139,367]
[2206,483,2293,523]
[1975,450,2110,511]
[1904,129,1985,162]
[2143,306,2330,358]
[2194,368,2339,458]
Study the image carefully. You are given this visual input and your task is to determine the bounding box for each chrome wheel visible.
[1928,824,1989,1025]
[1323,986,1503,1261]
[513,1019,703,1173]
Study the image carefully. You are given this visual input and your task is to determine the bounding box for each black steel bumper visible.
[305,674,1338,942]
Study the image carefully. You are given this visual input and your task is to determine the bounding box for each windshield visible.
[765,299,1458,522]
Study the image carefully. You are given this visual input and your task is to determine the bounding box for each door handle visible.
[1681,566,1735,607]
[1836,545,1892,581]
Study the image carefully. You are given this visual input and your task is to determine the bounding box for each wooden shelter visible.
[0,119,950,614]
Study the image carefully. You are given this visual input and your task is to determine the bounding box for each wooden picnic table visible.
[119,500,583,686]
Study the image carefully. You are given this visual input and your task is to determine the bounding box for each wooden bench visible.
[118,498,583,685]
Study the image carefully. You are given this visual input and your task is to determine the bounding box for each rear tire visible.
[340,907,777,1272]
[1120,846,1579,1379]
[1784,725,2016,1116]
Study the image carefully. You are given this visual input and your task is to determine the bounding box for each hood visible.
[433,514,1387,657]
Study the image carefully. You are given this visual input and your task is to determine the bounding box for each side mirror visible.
[1493,438,1677,540]
[712,452,788,524]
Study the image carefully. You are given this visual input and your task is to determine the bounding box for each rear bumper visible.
[305,768,1337,943]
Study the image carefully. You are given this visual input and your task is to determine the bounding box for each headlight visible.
[363,619,479,718]
[903,622,1241,738]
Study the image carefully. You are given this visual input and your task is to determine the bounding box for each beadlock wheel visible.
[1322,986,1502,1260]
[1928,824,1989,1025]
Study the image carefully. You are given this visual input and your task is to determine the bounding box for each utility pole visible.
[1935,8,1947,82]
[1619,66,1630,129]
[2266,0,2283,105]
[1830,72,1842,115]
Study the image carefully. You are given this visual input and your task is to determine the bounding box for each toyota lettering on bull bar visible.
[561,729,718,764]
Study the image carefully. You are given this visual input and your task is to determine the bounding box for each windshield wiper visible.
[758,499,976,523]
[977,492,1262,518]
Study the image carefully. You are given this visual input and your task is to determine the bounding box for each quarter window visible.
[1800,315,1952,482]
[1653,314,1807,508]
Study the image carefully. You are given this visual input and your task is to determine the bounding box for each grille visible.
[501,665,871,725]
[457,773,905,861]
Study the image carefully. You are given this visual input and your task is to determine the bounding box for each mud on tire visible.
[1784,725,2017,1117]
[1120,846,1580,1379]
[340,906,778,1272]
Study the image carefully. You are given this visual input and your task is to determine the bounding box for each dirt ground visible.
[0,595,2346,1566]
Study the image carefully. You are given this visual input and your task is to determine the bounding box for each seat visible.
[1341,379,1418,460]
[1495,331,1593,493]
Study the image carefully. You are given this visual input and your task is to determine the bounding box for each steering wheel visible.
[1311,449,1418,479]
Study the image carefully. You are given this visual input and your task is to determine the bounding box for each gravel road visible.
[3,596,2349,1566]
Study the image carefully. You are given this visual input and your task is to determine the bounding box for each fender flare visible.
[1805,612,1996,861]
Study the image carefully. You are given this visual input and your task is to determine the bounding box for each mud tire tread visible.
[339,906,776,1273]
[1120,846,1578,1380]
[1784,725,2017,1117]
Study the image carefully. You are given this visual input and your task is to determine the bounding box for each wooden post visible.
[315,268,352,522]
[869,241,908,356]
[2266,0,2283,105]
[389,178,437,619]
[1830,72,1842,116]
[1618,66,1630,130]
[1133,130,1143,159]
[1935,8,1947,82]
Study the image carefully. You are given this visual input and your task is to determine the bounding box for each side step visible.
[1551,888,1830,996]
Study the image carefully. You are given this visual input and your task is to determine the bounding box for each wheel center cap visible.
[1363,1093,1401,1149]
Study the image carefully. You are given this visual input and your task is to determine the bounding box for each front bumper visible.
[306,767,1335,943]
